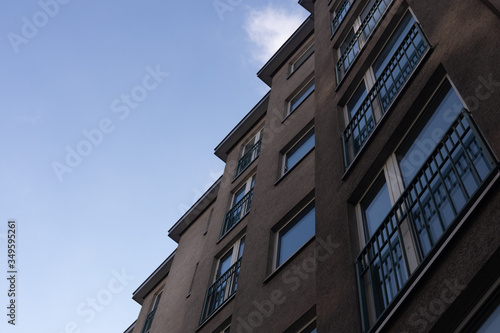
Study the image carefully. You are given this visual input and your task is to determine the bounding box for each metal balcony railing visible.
[200,258,242,323]
[343,23,430,168]
[235,140,261,179]
[141,308,156,333]
[331,0,353,36]
[220,189,253,237]
[336,0,392,82]
[356,110,498,332]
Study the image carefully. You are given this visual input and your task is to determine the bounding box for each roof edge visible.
[132,250,176,305]
[257,15,314,86]
[214,92,270,162]
[168,177,221,243]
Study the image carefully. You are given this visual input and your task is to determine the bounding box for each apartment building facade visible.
[124,1,500,332]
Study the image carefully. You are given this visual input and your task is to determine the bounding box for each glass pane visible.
[398,82,463,186]
[340,29,359,73]
[347,82,373,153]
[372,12,415,79]
[217,251,233,278]
[478,303,500,333]
[292,44,314,72]
[363,177,392,237]
[347,82,368,119]
[291,80,315,112]
[238,237,245,259]
[232,186,246,206]
[243,140,254,156]
[278,204,315,266]
[285,130,315,171]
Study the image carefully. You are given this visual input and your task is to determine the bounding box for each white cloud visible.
[244,4,308,64]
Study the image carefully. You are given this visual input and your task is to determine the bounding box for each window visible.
[361,175,392,238]
[220,326,231,333]
[360,0,390,38]
[201,237,245,323]
[141,291,162,333]
[355,79,498,331]
[396,82,463,185]
[288,78,315,115]
[346,81,374,155]
[235,130,263,178]
[283,129,315,174]
[338,28,361,78]
[276,202,315,267]
[331,0,352,36]
[342,10,431,167]
[290,42,314,74]
[221,176,255,237]
[336,0,393,83]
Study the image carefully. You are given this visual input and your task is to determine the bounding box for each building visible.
[124,0,500,332]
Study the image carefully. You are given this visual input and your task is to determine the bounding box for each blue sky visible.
[0,1,308,332]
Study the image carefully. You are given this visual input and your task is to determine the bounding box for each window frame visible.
[331,0,353,36]
[341,9,431,168]
[230,175,255,208]
[214,236,245,282]
[150,291,162,311]
[274,200,315,269]
[282,127,315,175]
[240,129,263,159]
[287,77,315,116]
[353,76,498,331]
[289,39,314,75]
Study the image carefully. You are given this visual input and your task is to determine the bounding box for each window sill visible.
[275,147,315,186]
[263,236,315,284]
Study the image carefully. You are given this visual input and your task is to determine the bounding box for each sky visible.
[0,1,309,332]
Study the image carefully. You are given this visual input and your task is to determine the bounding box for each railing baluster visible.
[200,258,242,323]
[343,24,430,168]
[235,140,261,179]
[220,189,253,237]
[336,0,393,83]
[332,0,353,36]
[356,110,498,330]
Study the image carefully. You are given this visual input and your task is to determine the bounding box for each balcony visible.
[356,110,498,332]
[200,258,242,323]
[331,0,353,37]
[220,189,253,237]
[235,140,261,179]
[343,23,430,168]
[336,0,392,83]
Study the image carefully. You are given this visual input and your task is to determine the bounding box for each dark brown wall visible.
[313,0,500,332]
